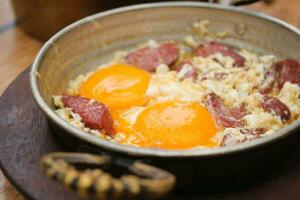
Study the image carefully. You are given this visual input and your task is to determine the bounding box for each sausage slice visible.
[61,95,115,136]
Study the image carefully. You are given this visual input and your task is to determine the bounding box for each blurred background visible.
[0,0,299,199]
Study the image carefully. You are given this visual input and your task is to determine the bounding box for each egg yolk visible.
[80,64,150,109]
[131,101,217,149]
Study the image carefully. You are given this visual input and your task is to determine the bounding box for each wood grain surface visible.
[0,0,299,199]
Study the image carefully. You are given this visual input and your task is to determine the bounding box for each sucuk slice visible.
[125,42,179,72]
[61,95,115,136]
[221,128,266,146]
[195,41,246,67]
[274,59,300,89]
[261,95,291,122]
[175,60,197,79]
[205,93,246,128]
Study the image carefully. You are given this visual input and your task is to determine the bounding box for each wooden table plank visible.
[0,28,42,95]
[0,0,299,199]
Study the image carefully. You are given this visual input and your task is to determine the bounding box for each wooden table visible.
[0,0,299,199]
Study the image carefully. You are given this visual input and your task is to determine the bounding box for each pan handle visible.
[40,152,175,200]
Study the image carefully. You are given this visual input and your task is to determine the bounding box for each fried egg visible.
[78,64,217,149]
[116,101,217,150]
[80,64,150,109]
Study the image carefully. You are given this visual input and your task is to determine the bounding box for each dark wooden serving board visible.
[2,68,300,200]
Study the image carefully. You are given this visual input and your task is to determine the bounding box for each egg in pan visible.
[54,39,300,150]
[75,63,217,149]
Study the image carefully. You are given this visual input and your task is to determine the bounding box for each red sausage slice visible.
[125,42,179,72]
[205,93,246,128]
[274,59,300,89]
[195,42,245,67]
[61,95,115,136]
[261,95,291,122]
[175,60,197,79]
